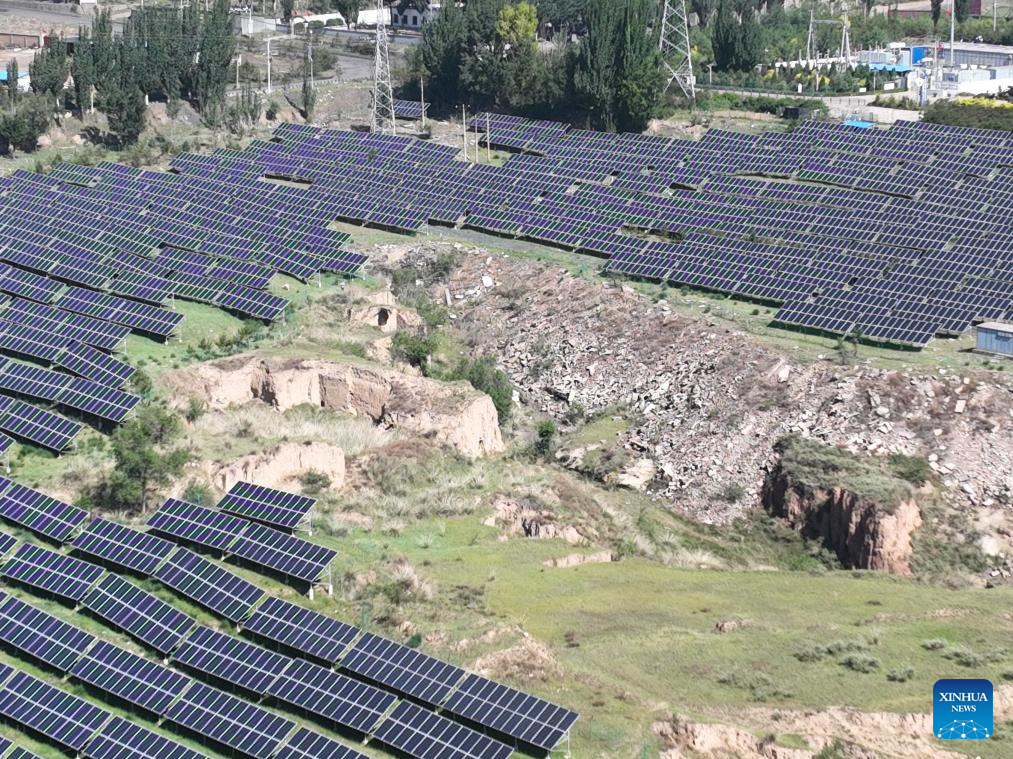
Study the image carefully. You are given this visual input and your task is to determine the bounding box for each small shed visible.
[976,322,1013,357]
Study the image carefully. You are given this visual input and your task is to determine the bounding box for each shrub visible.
[300,469,332,496]
[718,482,746,503]
[887,453,932,485]
[184,397,207,424]
[840,654,880,673]
[446,356,512,424]
[266,101,279,120]
[921,639,948,651]
[886,666,914,682]
[534,420,557,458]
[392,331,438,369]
[181,480,212,506]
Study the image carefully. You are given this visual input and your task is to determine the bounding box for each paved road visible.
[0,0,124,31]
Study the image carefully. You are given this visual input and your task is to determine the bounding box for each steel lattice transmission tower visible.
[370,0,396,135]
[659,0,695,100]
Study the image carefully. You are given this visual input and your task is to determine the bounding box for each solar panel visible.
[1,543,104,602]
[229,522,336,583]
[340,632,466,705]
[0,671,108,752]
[371,700,513,759]
[274,728,368,759]
[0,593,94,671]
[266,656,394,734]
[153,548,264,622]
[172,625,290,695]
[0,530,16,558]
[242,596,359,663]
[71,518,176,576]
[442,673,580,750]
[83,716,207,759]
[147,498,247,553]
[8,748,43,759]
[81,573,195,654]
[0,479,88,542]
[0,397,81,451]
[218,481,316,530]
[70,640,192,715]
[163,680,294,759]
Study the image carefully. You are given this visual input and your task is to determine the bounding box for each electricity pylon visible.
[370,0,396,135]
[659,0,695,100]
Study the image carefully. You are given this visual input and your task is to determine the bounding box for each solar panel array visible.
[217,481,318,531]
[0,149,374,453]
[0,474,580,756]
[0,477,88,542]
[159,118,1013,348]
[148,498,335,583]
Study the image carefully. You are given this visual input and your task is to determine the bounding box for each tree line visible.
[412,0,664,132]
[1,0,239,155]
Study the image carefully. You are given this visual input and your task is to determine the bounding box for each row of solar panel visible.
[0,470,579,752]
[0,545,515,759]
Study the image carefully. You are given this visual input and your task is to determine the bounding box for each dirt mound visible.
[482,495,586,545]
[171,355,503,458]
[655,720,815,758]
[208,441,345,493]
[471,637,562,683]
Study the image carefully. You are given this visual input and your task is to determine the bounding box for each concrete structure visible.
[976,322,1013,357]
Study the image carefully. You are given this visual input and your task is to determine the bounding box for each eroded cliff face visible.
[175,355,504,459]
[763,465,922,575]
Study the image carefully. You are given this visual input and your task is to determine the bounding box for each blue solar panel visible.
[1,542,104,601]
[339,632,466,705]
[274,728,368,759]
[71,518,176,576]
[371,700,513,759]
[148,498,247,552]
[0,592,94,671]
[241,596,359,663]
[442,673,580,750]
[81,572,195,654]
[0,671,108,752]
[163,681,294,759]
[266,656,394,734]
[0,479,88,542]
[153,548,264,622]
[229,521,336,584]
[172,625,290,695]
[83,716,207,759]
[217,481,316,530]
[70,640,192,715]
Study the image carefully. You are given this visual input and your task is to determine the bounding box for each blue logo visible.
[934,679,992,739]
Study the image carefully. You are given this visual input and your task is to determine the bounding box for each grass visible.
[775,434,915,511]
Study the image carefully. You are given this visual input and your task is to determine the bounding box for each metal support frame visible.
[660,0,695,100]
[370,0,396,135]
[807,10,852,65]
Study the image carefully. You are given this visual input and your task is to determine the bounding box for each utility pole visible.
[659,0,694,99]
[370,0,396,134]
[949,0,955,70]
[461,106,467,161]
[307,39,314,90]
[419,77,425,129]
[267,38,272,93]
[486,113,491,162]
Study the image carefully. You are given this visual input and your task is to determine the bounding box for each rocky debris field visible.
[373,242,1013,554]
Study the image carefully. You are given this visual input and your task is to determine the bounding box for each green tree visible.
[955,0,970,23]
[931,0,943,29]
[195,0,236,125]
[91,9,116,89]
[413,0,467,107]
[712,0,739,71]
[105,83,146,144]
[615,0,663,131]
[71,30,95,114]
[574,0,621,128]
[92,405,191,513]
[4,59,18,106]
[691,0,716,26]
[0,95,50,156]
[302,64,316,120]
[281,0,295,21]
[735,0,762,71]
[29,35,69,99]
[496,1,538,46]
